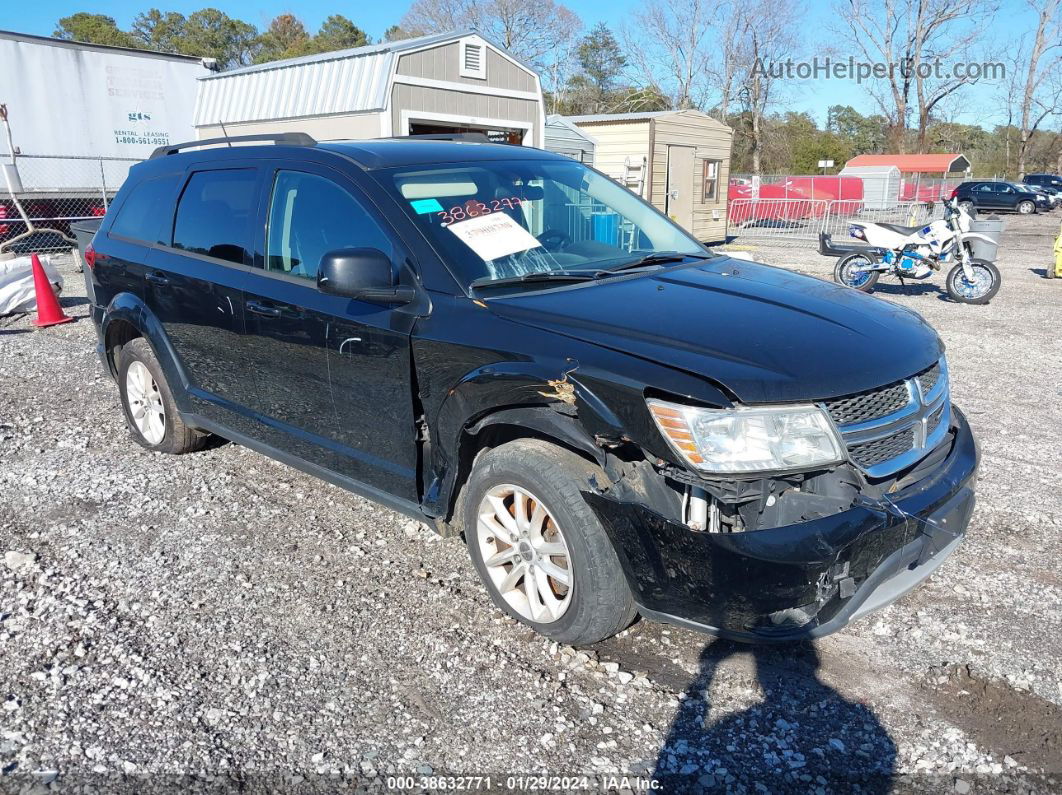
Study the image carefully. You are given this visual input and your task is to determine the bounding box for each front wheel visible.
[1017,200,1035,214]
[463,439,636,645]
[946,259,1000,304]
[834,252,881,292]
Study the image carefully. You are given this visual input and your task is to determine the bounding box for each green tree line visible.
[54,10,371,69]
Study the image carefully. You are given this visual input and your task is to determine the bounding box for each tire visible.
[946,259,1001,304]
[116,338,208,454]
[462,439,636,645]
[833,252,881,292]
[958,200,975,214]
[1017,200,1035,214]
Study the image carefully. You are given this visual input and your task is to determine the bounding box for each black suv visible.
[1023,173,1062,194]
[84,133,978,644]
[952,180,1051,214]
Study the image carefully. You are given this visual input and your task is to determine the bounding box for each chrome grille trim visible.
[821,358,950,478]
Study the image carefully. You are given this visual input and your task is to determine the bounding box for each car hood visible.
[487,258,942,404]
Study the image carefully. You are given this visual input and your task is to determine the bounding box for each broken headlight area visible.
[587,410,975,639]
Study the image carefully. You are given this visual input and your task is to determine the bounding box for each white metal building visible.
[194,31,545,147]
[837,164,901,209]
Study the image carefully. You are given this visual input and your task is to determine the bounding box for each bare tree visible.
[835,0,995,153]
[1016,0,1062,177]
[621,0,716,110]
[730,0,799,174]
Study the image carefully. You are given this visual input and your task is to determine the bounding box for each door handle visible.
[246,300,282,318]
[146,272,170,286]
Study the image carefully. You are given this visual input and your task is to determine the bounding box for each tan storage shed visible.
[565,110,732,242]
[194,31,544,147]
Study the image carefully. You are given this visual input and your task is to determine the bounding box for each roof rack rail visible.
[149,132,317,159]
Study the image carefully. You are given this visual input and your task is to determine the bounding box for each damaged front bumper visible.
[585,408,978,643]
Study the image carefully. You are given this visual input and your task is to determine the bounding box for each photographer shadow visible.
[653,640,896,792]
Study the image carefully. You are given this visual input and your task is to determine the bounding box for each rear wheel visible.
[946,259,1000,304]
[958,200,975,214]
[834,252,881,292]
[463,439,636,645]
[117,338,208,454]
[1017,200,1035,214]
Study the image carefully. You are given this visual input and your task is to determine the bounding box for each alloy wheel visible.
[476,484,573,623]
[953,264,994,300]
[126,360,166,445]
[840,256,874,288]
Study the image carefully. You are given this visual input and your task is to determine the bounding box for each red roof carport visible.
[844,154,970,201]
[844,153,970,173]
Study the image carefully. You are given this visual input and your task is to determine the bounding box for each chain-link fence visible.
[1,154,141,253]
[728,199,936,245]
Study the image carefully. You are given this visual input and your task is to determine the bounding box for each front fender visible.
[959,232,997,244]
[423,358,626,521]
[101,293,189,406]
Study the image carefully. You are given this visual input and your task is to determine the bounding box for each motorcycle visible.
[819,197,1002,304]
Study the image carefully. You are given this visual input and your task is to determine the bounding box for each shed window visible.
[702,160,721,201]
[460,40,486,79]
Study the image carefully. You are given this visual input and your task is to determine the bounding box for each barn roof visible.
[844,153,970,173]
[565,109,730,130]
[193,30,533,127]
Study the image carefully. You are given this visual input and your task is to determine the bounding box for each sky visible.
[1,0,1036,130]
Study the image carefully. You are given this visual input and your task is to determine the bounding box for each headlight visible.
[647,399,845,474]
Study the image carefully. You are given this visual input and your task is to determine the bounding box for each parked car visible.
[1027,185,1060,209]
[1023,173,1062,196]
[952,180,1051,214]
[83,134,979,645]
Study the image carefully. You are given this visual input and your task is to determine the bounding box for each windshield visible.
[376,158,706,289]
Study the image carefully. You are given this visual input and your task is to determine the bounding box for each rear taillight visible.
[949,187,959,199]
[84,244,96,269]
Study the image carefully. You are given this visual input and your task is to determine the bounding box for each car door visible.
[995,183,1018,209]
[145,163,265,436]
[973,183,997,209]
[239,162,419,500]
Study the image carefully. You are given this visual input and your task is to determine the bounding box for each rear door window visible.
[264,170,394,280]
[109,175,180,244]
[172,169,257,264]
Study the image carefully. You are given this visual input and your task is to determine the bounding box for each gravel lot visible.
[1,211,1060,793]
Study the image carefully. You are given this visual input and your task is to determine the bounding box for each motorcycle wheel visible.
[946,258,1000,304]
[834,252,880,292]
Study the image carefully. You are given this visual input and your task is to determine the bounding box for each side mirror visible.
[317,248,415,305]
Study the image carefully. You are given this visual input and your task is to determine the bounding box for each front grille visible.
[820,358,949,478]
[917,362,942,396]
[926,404,945,436]
[823,380,911,425]
[849,427,915,468]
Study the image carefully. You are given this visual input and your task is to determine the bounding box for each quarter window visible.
[265,171,394,280]
[172,169,257,264]
[702,160,721,201]
[110,175,179,244]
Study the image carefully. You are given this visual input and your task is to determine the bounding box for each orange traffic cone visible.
[30,253,74,327]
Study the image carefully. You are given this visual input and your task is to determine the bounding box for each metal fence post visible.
[99,157,108,210]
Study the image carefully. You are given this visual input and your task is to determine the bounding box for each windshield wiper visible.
[469,270,600,290]
[606,251,715,272]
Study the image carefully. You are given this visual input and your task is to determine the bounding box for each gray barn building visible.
[193,31,545,146]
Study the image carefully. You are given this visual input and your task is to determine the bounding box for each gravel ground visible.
[1,211,1060,793]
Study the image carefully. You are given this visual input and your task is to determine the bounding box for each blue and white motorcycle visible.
[820,197,1001,304]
